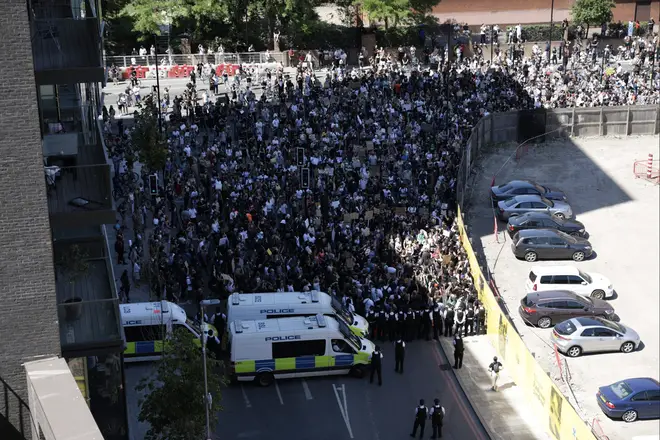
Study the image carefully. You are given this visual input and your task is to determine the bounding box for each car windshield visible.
[540,196,554,207]
[609,381,634,399]
[556,230,575,242]
[529,271,537,282]
[555,320,577,335]
[186,318,202,336]
[331,296,354,325]
[523,295,533,306]
[578,270,592,283]
[597,318,625,333]
[504,198,518,207]
[337,319,362,350]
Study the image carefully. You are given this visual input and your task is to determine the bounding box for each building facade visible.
[0,0,127,438]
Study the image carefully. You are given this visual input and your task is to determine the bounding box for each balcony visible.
[53,236,123,358]
[30,18,104,84]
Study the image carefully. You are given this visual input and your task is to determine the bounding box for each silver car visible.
[551,317,641,357]
[497,194,573,221]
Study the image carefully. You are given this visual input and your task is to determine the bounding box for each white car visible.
[525,266,614,300]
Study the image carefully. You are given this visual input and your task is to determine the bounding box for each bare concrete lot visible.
[465,135,660,440]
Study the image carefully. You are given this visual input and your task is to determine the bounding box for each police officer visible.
[396,308,406,340]
[476,303,486,335]
[453,334,464,369]
[413,306,422,339]
[394,338,406,373]
[410,399,428,438]
[432,302,444,340]
[429,398,445,439]
[444,307,455,337]
[376,307,387,341]
[205,329,222,358]
[370,345,383,386]
[406,309,417,342]
[454,307,466,337]
[465,305,475,336]
[367,307,378,340]
[388,307,398,342]
[419,307,432,341]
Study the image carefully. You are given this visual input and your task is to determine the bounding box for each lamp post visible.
[549,0,555,54]
[200,298,221,440]
[153,34,163,132]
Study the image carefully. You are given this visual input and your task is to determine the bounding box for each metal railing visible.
[106,51,285,68]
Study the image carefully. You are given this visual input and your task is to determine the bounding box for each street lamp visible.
[200,298,221,440]
[549,0,556,55]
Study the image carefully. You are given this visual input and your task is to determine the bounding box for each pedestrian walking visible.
[410,399,428,438]
[488,356,503,391]
[394,338,406,373]
[429,398,445,439]
[453,334,464,369]
[115,233,126,265]
[370,345,383,386]
[120,269,131,302]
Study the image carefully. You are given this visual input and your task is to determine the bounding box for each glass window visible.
[534,237,550,245]
[549,237,565,246]
[609,381,633,399]
[124,325,165,342]
[526,220,540,227]
[555,320,577,335]
[540,275,553,283]
[504,198,518,207]
[577,270,593,283]
[581,328,596,337]
[631,392,649,402]
[567,275,585,284]
[646,390,660,401]
[331,339,356,354]
[272,339,326,358]
[594,328,616,337]
[566,301,585,309]
[529,271,537,282]
[532,202,548,209]
[518,202,533,208]
[551,275,569,284]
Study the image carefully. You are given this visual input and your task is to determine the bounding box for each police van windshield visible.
[331,297,354,325]
[337,319,362,351]
[186,318,202,336]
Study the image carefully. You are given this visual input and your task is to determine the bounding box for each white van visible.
[120,301,214,362]
[230,314,375,386]
[227,291,369,337]
[525,266,614,300]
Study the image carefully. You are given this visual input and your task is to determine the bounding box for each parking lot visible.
[465,136,660,440]
[126,341,491,440]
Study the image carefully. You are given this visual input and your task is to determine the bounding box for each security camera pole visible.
[200,298,222,440]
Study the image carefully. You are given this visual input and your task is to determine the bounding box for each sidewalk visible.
[438,335,550,440]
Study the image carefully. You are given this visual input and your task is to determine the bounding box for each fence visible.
[454,104,659,440]
[105,51,286,68]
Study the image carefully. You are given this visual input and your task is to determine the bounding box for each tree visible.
[358,0,437,30]
[130,95,168,173]
[137,328,225,440]
[118,0,224,37]
[571,0,615,36]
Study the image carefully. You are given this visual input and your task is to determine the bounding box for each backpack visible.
[490,362,501,373]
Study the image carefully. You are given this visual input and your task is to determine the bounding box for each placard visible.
[351,212,360,220]
[365,141,374,151]
[395,207,406,216]
[343,213,353,223]
[365,210,374,220]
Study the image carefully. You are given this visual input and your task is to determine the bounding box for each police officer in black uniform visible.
[377,307,387,341]
[422,307,433,341]
[444,307,455,337]
[410,399,428,438]
[406,309,416,342]
[388,308,398,342]
[476,303,486,335]
[430,398,445,439]
[394,338,406,373]
[465,305,475,336]
[367,307,378,340]
[453,334,465,369]
[413,306,422,339]
[396,308,406,340]
[432,303,443,340]
[370,345,383,386]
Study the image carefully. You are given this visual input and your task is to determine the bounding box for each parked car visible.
[519,290,616,329]
[525,265,614,299]
[597,378,660,422]
[507,212,586,237]
[496,195,573,221]
[491,180,567,203]
[551,316,641,357]
[511,229,593,262]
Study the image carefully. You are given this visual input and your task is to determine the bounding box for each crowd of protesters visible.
[101,26,658,342]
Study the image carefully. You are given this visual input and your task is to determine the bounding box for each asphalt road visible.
[125,339,490,440]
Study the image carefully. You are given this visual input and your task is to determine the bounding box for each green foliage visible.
[570,0,615,26]
[361,0,412,28]
[131,95,168,172]
[521,25,576,42]
[55,245,90,284]
[137,328,225,440]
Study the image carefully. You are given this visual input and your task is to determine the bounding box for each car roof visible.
[574,316,610,327]
[517,228,560,237]
[526,290,580,302]
[617,378,660,392]
[507,180,537,188]
[510,194,545,202]
[515,211,554,220]
[530,265,580,275]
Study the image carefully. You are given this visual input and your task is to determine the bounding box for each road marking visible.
[332,384,354,439]
[301,379,313,400]
[274,380,284,405]
[241,384,252,408]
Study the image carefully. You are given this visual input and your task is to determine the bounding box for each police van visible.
[227,291,369,337]
[120,301,215,362]
[230,314,375,386]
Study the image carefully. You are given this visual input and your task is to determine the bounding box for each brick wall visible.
[0,0,61,437]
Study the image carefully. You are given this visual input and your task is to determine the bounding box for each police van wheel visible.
[349,365,366,379]
[256,372,274,387]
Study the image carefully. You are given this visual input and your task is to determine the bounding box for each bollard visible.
[647,153,654,179]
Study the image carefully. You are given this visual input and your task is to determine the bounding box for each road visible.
[125,340,490,440]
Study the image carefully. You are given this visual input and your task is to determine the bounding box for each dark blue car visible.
[597,377,660,422]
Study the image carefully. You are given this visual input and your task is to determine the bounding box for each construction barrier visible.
[455,205,597,440]
[117,64,240,80]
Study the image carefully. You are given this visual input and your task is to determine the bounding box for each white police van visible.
[229,314,375,386]
[120,301,214,362]
[227,291,369,337]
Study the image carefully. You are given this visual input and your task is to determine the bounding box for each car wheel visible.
[554,212,566,220]
[524,251,538,262]
[569,231,581,237]
[256,372,274,387]
[350,365,366,379]
[537,317,552,328]
[572,251,585,262]
[620,342,635,353]
[591,290,605,300]
[566,346,582,357]
[622,410,638,423]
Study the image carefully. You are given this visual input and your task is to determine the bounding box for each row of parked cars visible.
[490,180,659,424]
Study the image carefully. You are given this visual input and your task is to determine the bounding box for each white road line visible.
[332,384,354,439]
[274,380,284,405]
[241,384,252,409]
[301,379,313,400]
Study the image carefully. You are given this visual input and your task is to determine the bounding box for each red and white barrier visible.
[117,64,241,80]
[647,153,654,179]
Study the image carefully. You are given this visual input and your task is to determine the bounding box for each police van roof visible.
[120,301,187,325]
[231,314,339,335]
[230,290,326,306]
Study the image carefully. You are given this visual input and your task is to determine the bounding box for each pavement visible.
[464,136,660,440]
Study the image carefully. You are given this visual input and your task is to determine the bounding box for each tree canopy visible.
[570,0,615,26]
[359,0,437,29]
[130,95,168,173]
[136,327,225,440]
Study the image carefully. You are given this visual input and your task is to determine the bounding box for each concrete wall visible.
[0,0,61,438]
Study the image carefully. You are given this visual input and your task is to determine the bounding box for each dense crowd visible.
[102,32,659,343]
